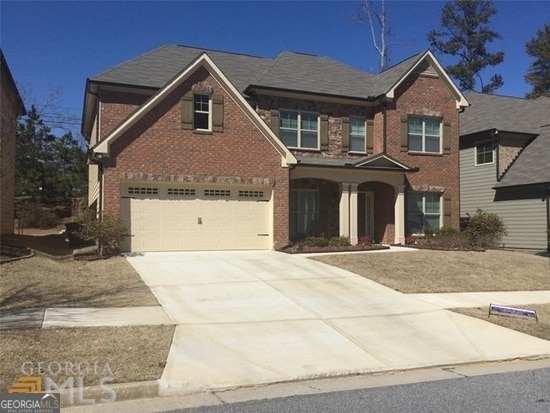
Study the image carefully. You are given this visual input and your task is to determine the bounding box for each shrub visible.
[359,235,373,247]
[303,236,330,247]
[76,210,128,256]
[464,209,507,248]
[17,204,58,229]
[329,236,350,247]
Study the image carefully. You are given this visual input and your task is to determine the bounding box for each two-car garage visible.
[120,183,273,252]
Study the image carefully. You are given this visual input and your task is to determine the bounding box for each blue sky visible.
[1,1,548,136]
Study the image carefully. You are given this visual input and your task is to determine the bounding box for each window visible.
[193,94,210,130]
[204,189,231,197]
[128,187,158,195]
[279,110,319,149]
[408,117,441,153]
[475,142,494,165]
[350,116,366,152]
[406,193,441,234]
[290,190,319,238]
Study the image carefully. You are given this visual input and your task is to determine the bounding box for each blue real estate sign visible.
[489,304,538,322]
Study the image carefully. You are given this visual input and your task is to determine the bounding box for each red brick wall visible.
[387,73,461,230]
[99,67,290,248]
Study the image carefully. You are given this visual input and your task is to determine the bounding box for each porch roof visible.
[295,154,417,172]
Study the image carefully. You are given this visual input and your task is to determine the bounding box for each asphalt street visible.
[173,367,550,413]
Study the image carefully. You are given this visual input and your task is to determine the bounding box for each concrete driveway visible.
[127,250,550,396]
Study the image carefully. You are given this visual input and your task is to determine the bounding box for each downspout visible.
[381,98,388,154]
[492,129,500,181]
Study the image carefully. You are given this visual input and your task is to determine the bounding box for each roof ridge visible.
[174,44,268,60]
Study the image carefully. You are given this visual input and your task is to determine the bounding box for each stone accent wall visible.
[498,134,531,177]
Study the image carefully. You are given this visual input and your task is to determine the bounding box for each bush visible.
[303,236,330,247]
[329,236,350,247]
[76,210,128,256]
[359,235,373,247]
[17,204,58,229]
[464,209,507,248]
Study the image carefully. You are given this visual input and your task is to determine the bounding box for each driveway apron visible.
[126,251,550,396]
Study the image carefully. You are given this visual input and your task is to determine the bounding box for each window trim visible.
[406,192,442,235]
[193,93,211,132]
[279,109,320,150]
[407,116,442,154]
[349,116,367,153]
[475,141,495,166]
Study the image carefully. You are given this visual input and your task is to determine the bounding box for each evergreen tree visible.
[427,0,505,93]
[16,105,87,201]
[525,23,550,99]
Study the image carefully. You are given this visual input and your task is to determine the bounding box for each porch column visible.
[394,184,406,244]
[339,183,350,238]
[349,184,359,245]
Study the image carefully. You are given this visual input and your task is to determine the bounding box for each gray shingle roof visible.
[248,51,375,99]
[91,44,272,94]
[460,91,550,136]
[496,125,550,187]
[90,44,432,100]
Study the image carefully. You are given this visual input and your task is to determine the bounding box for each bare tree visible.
[355,0,390,72]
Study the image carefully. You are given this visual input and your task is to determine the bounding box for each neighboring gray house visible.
[460,91,550,250]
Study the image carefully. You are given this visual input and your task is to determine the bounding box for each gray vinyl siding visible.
[460,146,547,249]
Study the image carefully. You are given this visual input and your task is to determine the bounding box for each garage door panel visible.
[121,185,272,252]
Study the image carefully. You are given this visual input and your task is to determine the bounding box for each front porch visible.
[289,155,414,245]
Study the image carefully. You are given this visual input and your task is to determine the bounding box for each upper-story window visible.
[475,142,494,165]
[279,110,319,149]
[193,94,210,131]
[408,117,441,154]
[350,116,366,153]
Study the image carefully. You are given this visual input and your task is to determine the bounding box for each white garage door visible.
[120,184,272,252]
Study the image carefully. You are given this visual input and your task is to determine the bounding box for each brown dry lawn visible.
[314,249,550,341]
[0,255,174,392]
[1,256,159,310]
[312,249,550,293]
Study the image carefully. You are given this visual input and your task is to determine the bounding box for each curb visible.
[59,380,159,408]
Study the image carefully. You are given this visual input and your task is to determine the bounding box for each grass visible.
[455,304,550,342]
[312,249,550,293]
[314,249,550,341]
[0,325,175,392]
[0,254,174,393]
[1,256,159,310]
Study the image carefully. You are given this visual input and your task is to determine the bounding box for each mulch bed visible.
[281,244,390,254]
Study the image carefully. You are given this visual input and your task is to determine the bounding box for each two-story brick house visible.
[82,45,468,252]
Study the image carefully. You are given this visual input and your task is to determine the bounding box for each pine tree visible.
[427,0,505,93]
[525,23,550,99]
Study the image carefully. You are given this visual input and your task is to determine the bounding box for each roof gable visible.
[92,53,296,167]
[354,153,416,171]
[383,50,468,109]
